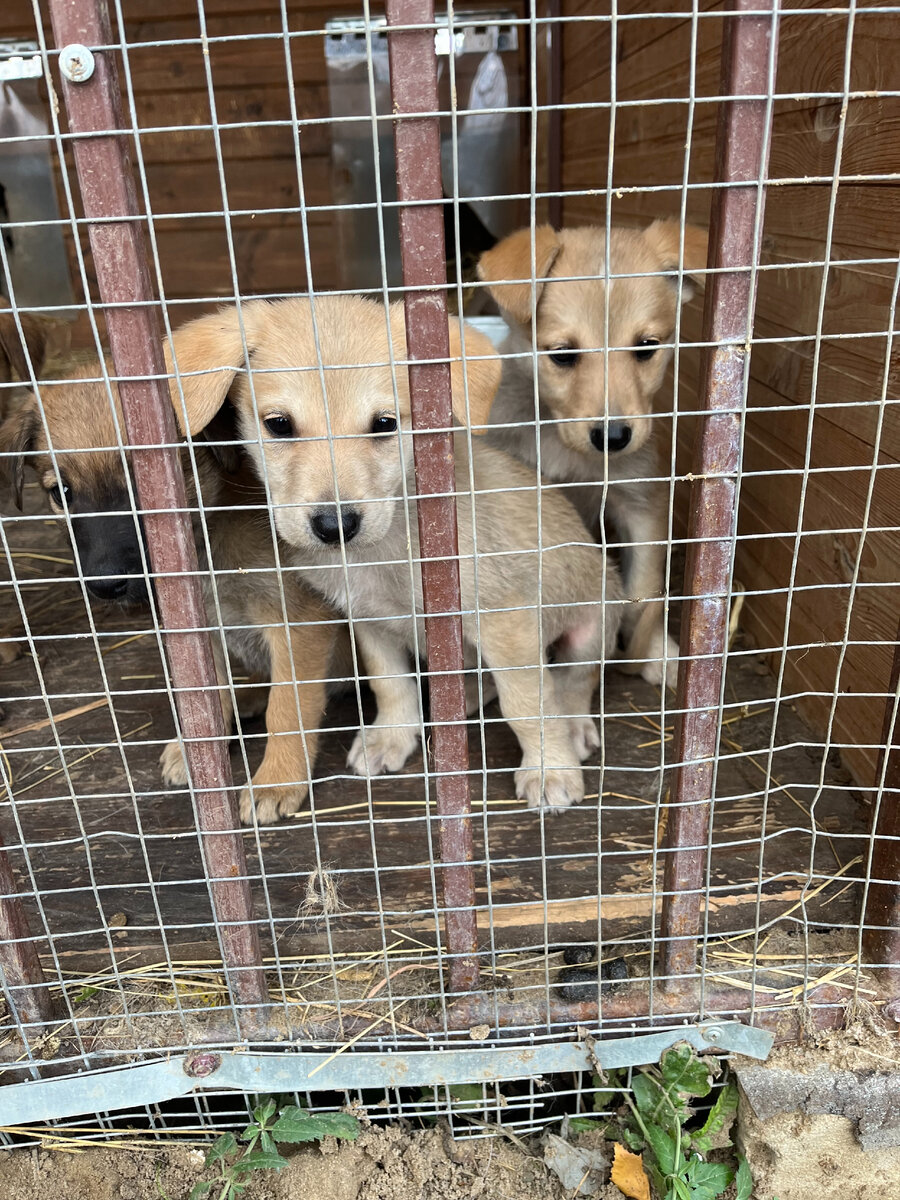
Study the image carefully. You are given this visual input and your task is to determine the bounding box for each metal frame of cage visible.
[0,0,896,1123]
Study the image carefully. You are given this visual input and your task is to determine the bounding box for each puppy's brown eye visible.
[263,414,293,438]
[548,347,579,368]
[371,414,398,435]
[48,482,71,507]
[633,338,661,362]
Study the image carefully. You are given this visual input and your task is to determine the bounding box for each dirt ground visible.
[0,1122,628,1200]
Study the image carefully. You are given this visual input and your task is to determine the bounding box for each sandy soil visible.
[0,1122,628,1200]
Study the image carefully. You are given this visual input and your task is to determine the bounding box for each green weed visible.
[189,1095,360,1200]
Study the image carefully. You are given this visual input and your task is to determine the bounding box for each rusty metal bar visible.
[46,0,267,1022]
[862,619,900,992]
[0,843,53,1032]
[660,0,779,981]
[386,0,480,992]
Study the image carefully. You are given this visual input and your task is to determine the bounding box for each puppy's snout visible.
[72,511,149,606]
[310,506,361,545]
[87,575,132,602]
[590,421,632,453]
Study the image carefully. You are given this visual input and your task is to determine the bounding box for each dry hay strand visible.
[296,866,349,919]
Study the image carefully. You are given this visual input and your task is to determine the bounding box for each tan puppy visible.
[167,296,625,811]
[478,219,708,688]
[1,360,337,824]
[0,298,49,423]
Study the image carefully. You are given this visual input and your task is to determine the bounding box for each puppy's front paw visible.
[570,716,600,762]
[240,780,309,825]
[621,625,680,690]
[347,724,420,776]
[240,749,311,824]
[638,631,680,690]
[515,764,584,811]
[159,739,189,787]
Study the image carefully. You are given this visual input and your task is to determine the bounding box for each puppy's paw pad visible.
[515,766,584,811]
[347,725,419,776]
[159,740,189,787]
[570,716,600,762]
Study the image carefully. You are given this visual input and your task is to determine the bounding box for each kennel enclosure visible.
[0,0,896,1133]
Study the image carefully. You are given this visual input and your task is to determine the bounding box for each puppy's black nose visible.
[310,508,361,544]
[590,421,632,453]
[87,576,131,601]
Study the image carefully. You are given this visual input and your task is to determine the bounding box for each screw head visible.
[703,1025,724,1044]
[59,44,95,83]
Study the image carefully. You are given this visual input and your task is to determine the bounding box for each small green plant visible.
[571,1046,754,1200]
[189,1096,360,1200]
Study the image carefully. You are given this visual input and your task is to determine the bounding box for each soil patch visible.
[0,1123,626,1200]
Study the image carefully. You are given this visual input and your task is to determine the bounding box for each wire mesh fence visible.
[0,0,896,1139]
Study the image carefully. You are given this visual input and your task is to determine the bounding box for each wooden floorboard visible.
[1,484,869,980]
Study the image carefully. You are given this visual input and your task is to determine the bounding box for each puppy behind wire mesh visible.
[478,219,709,690]
[166,295,625,812]
[0,356,339,825]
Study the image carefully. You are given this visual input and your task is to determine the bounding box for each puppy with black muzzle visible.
[0,359,339,825]
[478,219,708,689]
[165,295,626,812]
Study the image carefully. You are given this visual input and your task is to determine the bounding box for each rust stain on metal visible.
[661,0,780,984]
[46,0,267,1023]
[386,0,479,993]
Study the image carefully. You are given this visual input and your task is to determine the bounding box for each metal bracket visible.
[0,1022,773,1127]
[325,12,518,62]
[0,42,41,81]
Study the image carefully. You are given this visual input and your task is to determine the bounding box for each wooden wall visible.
[558,0,899,787]
[5,0,524,339]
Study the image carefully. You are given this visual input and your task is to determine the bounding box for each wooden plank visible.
[563,96,900,190]
[562,2,889,108]
[132,87,332,161]
[141,155,332,216]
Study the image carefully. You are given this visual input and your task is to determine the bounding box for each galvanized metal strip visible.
[0,1022,772,1127]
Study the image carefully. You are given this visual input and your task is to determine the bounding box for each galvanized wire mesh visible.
[0,0,896,1137]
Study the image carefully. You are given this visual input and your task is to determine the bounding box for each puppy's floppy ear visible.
[0,300,49,384]
[476,225,561,324]
[0,397,41,510]
[387,303,500,431]
[448,321,500,431]
[166,302,266,436]
[644,219,709,303]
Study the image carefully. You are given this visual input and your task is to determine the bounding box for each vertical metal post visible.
[46,0,268,1021]
[0,844,53,1030]
[862,621,900,991]
[386,0,480,992]
[660,0,779,981]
